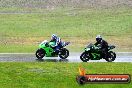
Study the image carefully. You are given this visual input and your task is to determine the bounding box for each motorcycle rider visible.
[50,34,62,53]
[94,35,108,58]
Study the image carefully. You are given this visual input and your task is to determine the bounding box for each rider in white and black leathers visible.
[94,35,108,58]
[50,34,62,52]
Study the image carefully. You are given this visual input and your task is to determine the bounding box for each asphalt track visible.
[0,52,132,62]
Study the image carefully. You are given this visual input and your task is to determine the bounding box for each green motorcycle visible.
[80,43,116,62]
[36,40,70,60]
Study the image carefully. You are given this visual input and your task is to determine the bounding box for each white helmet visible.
[51,34,57,40]
[96,35,102,42]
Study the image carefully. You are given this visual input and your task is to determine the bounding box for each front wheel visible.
[105,51,116,62]
[36,49,45,60]
[80,52,90,62]
[59,48,69,59]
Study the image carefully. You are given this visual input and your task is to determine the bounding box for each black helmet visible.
[96,35,102,42]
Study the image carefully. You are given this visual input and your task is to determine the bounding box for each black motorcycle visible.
[80,43,116,62]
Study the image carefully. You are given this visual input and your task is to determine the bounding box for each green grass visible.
[0,7,132,52]
[0,62,131,88]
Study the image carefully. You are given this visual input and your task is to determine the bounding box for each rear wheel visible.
[80,52,90,62]
[59,48,69,59]
[36,49,45,60]
[105,51,116,62]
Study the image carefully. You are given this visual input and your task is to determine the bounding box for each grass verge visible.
[0,62,131,88]
[0,7,132,52]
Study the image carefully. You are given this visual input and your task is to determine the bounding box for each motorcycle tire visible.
[105,51,116,62]
[59,48,69,59]
[80,52,90,62]
[36,48,45,60]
